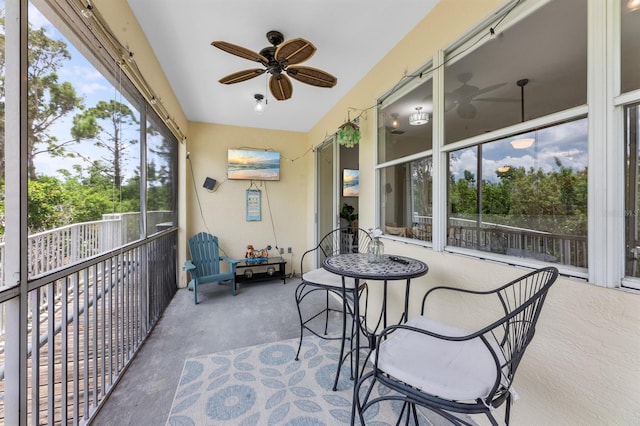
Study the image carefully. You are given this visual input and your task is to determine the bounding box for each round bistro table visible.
[323,252,429,382]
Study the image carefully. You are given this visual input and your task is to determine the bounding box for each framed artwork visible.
[343,169,359,197]
[228,149,280,181]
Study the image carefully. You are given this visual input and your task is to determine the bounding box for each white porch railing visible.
[0,230,178,424]
[410,214,588,267]
[0,211,172,339]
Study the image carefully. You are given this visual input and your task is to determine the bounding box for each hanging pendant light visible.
[510,79,535,149]
[409,106,429,126]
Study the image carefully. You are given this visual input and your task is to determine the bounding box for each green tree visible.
[59,164,114,222]
[450,169,477,215]
[411,158,432,217]
[27,175,68,232]
[70,100,139,187]
[146,127,175,212]
[0,12,85,181]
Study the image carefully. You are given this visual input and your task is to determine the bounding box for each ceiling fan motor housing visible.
[266,30,284,46]
[259,46,285,75]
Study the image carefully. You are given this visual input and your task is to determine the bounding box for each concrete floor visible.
[91,277,318,426]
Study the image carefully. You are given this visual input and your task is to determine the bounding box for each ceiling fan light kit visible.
[510,137,535,149]
[391,113,399,128]
[211,30,337,101]
[409,106,429,125]
[253,93,265,114]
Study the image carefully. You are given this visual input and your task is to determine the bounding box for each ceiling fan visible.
[211,30,337,101]
[446,72,514,119]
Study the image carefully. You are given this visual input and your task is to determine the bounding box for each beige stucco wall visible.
[184,122,311,284]
[96,0,640,424]
[306,0,640,424]
[372,243,640,425]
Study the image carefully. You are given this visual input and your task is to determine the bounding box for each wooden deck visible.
[0,271,143,424]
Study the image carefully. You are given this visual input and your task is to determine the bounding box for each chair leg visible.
[410,403,420,426]
[193,282,198,304]
[294,283,306,362]
[505,393,512,425]
[332,288,348,391]
[353,370,376,426]
[231,278,237,296]
[324,290,330,335]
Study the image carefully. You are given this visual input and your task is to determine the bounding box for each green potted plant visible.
[340,203,358,233]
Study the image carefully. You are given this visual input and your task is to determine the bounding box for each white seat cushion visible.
[375,316,507,401]
[302,268,359,289]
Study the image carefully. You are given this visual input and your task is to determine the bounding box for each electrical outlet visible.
[288,247,292,253]
[279,247,284,254]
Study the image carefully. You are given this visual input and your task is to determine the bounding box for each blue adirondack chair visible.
[183,232,240,303]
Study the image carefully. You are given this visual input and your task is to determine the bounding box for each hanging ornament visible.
[337,112,360,148]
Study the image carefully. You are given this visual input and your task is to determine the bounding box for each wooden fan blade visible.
[211,41,268,63]
[475,82,507,96]
[219,68,266,84]
[275,38,316,65]
[269,74,293,100]
[286,66,337,88]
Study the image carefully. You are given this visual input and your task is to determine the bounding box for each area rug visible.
[166,336,458,425]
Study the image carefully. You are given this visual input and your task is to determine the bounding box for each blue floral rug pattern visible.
[166,336,443,425]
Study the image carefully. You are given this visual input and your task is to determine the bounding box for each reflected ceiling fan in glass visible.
[446,72,512,119]
[510,78,535,149]
[386,112,405,135]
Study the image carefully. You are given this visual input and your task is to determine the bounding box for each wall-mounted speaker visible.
[203,177,217,191]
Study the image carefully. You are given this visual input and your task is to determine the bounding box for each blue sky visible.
[450,118,589,183]
[26,2,141,179]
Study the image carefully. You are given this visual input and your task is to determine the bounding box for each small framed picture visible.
[246,189,262,221]
[343,169,359,197]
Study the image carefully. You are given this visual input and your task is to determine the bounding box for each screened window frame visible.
[374,0,634,287]
[376,65,434,246]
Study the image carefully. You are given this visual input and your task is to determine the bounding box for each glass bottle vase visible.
[367,237,385,263]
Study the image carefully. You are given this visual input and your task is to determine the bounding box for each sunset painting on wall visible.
[228,149,281,181]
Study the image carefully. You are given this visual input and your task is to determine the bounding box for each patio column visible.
[4,0,30,425]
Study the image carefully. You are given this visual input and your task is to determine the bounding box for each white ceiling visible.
[127,0,440,133]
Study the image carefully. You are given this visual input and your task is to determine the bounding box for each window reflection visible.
[146,115,177,235]
[444,0,587,144]
[378,78,432,163]
[448,118,588,267]
[625,103,640,277]
[380,157,433,242]
[621,0,640,93]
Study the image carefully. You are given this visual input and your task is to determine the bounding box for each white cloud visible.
[79,82,111,96]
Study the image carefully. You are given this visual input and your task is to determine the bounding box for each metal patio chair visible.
[354,266,559,425]
[294,227,372,391]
